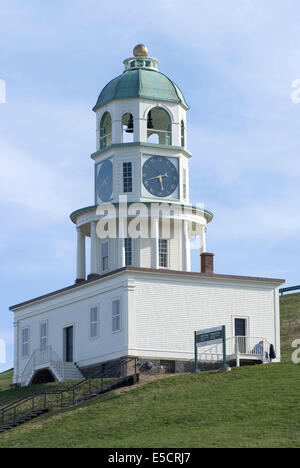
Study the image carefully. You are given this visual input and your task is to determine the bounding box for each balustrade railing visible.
[21,346,64,387]
[197,336,272,365]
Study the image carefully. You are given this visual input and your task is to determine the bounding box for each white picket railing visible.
[21,346,65,387]
[197,336,271,366]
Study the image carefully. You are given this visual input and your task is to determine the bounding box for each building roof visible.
[93,68,189,111]
[10,267,285,311]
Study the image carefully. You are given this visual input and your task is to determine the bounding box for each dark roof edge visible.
[10,267,285,311]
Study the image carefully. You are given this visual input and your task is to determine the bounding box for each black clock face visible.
[142,156,179,198]
[96,159,113,202]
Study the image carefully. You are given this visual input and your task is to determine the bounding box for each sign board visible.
[195,326,223,348]
[194,325,228,372]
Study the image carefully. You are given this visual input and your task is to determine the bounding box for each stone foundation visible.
[79,356,224,378]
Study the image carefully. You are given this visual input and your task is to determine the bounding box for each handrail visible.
[1,357,138,429]
[197,336,272,363]
[21,346,65,387]
[280,285,300,296]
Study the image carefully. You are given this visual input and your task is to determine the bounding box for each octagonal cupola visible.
[93,45,189,151]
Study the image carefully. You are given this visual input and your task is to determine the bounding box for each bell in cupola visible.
[147,110,154,129]
[125,114,134,133]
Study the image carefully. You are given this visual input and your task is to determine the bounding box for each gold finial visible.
[133,44,148,57]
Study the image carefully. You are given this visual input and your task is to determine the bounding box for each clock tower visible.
[10,44,282,387]
[71,45,213,283]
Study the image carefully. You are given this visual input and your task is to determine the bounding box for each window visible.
[112,299,121,332]
[40,322,47,351]
[100,112,112,149]
[101,242,109,272]
[182,168,187,199]
[147,107,172,145]
[125,238,132,266]
[90,306,99,339]
[22,327,29,358]
[181,120,185,147]
[123,162,132,193]
[122,113,134,143]
[159,239,168,268]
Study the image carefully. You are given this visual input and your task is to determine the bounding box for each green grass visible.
[0,362,299,448]
[0,370,14,394]
[0,293,299,448]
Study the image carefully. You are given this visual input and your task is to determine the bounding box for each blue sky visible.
[0,0,300,371]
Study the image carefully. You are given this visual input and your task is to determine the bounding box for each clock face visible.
[142,156,179,198]
[96,159,113,202]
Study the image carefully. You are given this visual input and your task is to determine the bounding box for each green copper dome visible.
[93,68,189,111]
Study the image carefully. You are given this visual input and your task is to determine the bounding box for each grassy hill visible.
[0,293,299,448]
[279,292,300,360]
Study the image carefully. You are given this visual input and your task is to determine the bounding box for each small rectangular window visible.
[40,322,47,351]
[90,306,99,339]
[125,238,132,266]
[22,327,29,358]
[101,242,109,271]
[112,300,121,333]
[159,239,168,268]
[123,162,133,193]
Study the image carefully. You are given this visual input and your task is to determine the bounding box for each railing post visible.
[14,407,16,424]
[236,338,240,367]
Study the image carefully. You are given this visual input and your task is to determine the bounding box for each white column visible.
[118,217,126,268]
[152,217,159,269]
[199,224,207,272]
[76,227,86,281]
[139,118,148,143]
[134,117,141,142]
[182,220,191,272]
[90,221,98,276]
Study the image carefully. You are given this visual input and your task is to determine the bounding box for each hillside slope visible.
[0,362,299,448]
[280,293,300,360]
[0,293,299,448]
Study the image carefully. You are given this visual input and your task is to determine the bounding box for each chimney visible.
[201,252,214,274]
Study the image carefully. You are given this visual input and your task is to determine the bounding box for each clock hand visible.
[145,173,169,182]
[158,175,164,191]
[145,175,162,181]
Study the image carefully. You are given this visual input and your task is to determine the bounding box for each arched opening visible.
[30,368,56,385]
[147,107,172,145]
[100,112,112,149]
[122,113,134,143]
[181,120,185,147]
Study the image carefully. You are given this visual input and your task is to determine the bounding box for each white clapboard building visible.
[10,45,284,386]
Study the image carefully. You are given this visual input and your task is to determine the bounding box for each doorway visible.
[235,318,247,354]
[64,326,74,362]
